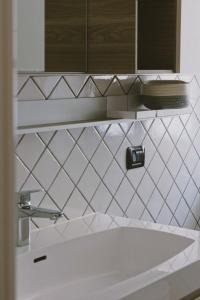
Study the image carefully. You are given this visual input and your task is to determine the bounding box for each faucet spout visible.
[18,205,63,220]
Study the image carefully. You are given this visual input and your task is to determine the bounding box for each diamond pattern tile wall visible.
[16,74,200,230]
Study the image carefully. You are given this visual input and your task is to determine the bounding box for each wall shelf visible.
[16,119,124,134]
[17,96,192,134]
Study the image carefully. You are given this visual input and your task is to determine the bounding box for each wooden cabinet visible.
[138,0,177,72]
[42,0,200,74]
[87,0,136,73]
[87,0,178,74]
[45,0,87,72]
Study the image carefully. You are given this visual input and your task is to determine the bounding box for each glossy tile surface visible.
[16,74,200,230]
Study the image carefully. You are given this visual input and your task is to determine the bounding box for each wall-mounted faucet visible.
[16,190,63,247]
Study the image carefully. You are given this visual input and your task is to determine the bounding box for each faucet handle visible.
[17,189,44,206]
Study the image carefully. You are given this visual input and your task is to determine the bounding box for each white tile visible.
[16,134,45,169]
[92,75,113,95]
[107,200,124,216]
[185,112,199,141]
[189,77,200,107]
[33,76,60,98]
[33,150,60,189]
[15,157,29,191]
[127,122,146,145]
[91,183,112,213]
[167,149,182,178]
[78,127,101,160]
[115,138,131,172]
[95,125,110,138]
[176,130,191,159]
[127,167,145,189]
[192,160,200,188]
[137,173,155,204]
[65,75,89,96]
[148,153,165,183]
[105,77,124,96]
[79,77,101,98]
[162,117,172,128]
[78,165,100,200]
[142,119,154,131]
[49,77,75,99]
[141,210,154,222]
[119,122,133,134]
[176,165,190,193]
[63,189,88,219]
[147,189,164,219]
[157,204,173,225]
[142,135,156,167]
[104,124,125,155]
[170,217,179,227]
[64,145,88,184]
[17,75,29,92]
[194,100,200,122]
[167,117,184,144]
[174,199,189,226]
[158,132,174,163]
[49,170,74,209]
[117,75,137,94]
[48,130,75,164]
[166,184,182,213]
[193,130,200,153]
[184,212,197,230]
[148,119,166,147]
[183,179,198,207]
[104,160,124,195]
[68,127,84,141]
[126,194,145,219]
[180,114,190,126]
[91,142,113,177]
[157,169,173,198]
[115,178,134,211]
[38,131,55,144]
[18,78,45,100]
[191,193,200,220]
[185,146,199,174]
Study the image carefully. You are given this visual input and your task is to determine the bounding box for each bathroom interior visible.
[2,0,200,299]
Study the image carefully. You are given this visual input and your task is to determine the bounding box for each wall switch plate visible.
[126,146,145,170]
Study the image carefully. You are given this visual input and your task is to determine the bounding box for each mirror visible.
[17,0,86,72]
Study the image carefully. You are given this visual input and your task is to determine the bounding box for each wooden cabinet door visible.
[87,0,136,74]
[45,0,86,72]
[138,0,177,72]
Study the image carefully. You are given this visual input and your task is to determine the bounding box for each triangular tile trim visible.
[49,77,75,99]
[18,77,45,100]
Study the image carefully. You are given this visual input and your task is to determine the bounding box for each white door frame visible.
[0,0,15,299]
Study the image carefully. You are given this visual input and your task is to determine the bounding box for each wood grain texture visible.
[87,0,136,74]
[45,0,86,72]
[138,0,177,71]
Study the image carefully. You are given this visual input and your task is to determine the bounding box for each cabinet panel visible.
[45,0,86,72]
[87,0,136,74]
[138,0,177,71]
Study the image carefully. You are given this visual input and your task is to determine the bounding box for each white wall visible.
[17,0,44,71]
[180,0,200,73]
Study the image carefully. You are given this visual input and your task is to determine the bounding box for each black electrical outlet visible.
[126,146,145,170]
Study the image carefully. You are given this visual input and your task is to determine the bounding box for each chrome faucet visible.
[16,190,63,247]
